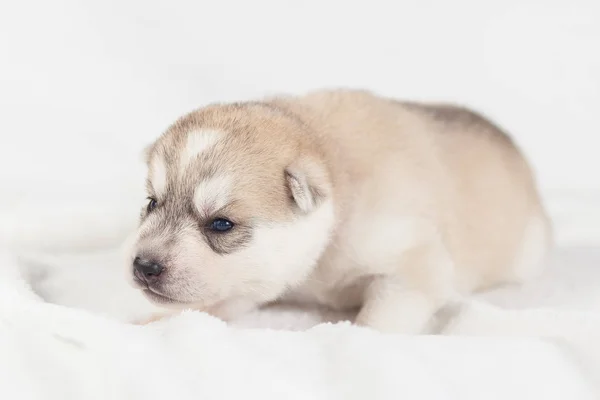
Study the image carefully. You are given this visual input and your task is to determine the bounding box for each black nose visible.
[133,257,164,282]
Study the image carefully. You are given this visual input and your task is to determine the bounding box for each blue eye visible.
[147,198,158,213]
[209,218,234,232]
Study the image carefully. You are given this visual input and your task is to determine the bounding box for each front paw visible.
[133,312,176,325]
[356,283,444,335]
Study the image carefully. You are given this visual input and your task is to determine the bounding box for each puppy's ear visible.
[285,156,331,213]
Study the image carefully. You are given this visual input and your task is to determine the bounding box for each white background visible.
[0,5,599,397]
[0,0,599,245]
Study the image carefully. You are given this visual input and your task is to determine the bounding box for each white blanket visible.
[1,238,600,400]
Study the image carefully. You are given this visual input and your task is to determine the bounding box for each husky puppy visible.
[126,89,552,333]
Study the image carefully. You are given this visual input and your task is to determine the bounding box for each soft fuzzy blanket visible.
[1,239,600,400]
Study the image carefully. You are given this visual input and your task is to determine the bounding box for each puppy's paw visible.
[133,312,176,325]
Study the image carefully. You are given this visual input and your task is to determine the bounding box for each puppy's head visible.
[126,103,334,312]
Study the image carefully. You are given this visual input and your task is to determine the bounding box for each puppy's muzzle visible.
[133,256,165,285]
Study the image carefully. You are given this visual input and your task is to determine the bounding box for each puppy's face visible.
[125,104,334,312]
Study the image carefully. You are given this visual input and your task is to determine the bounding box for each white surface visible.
[1,249,600,400]
[1,0,600,399]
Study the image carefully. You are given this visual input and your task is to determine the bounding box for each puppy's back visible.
[269,89,552,291]
[403,100,552,288]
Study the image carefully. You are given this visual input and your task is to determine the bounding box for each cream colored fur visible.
[127,89,552,334]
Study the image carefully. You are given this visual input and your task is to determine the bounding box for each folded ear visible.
[285,156,331,214]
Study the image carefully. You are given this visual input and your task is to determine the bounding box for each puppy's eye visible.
[146,197,158,213]
[209,218,234,232]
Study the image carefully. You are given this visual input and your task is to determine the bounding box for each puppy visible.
[126,89,552,333]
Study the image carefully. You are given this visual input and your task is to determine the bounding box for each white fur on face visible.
[235,199,336,287]
[193,175,232,217]
[185,198,335,311]
[128,197,336,316]
[149,156,168,197]
[180,129,222,170]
